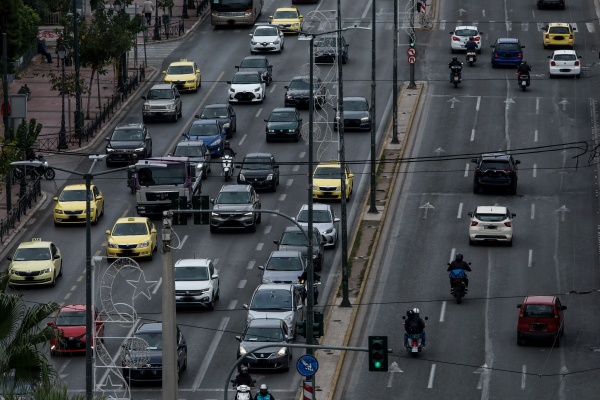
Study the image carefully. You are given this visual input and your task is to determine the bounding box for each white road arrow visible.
[419,202,435,218]
[448,97,460,109]
[434,147,446,156]
[473,363,487,389]
[504,98,515,110]
[556,205,570,221]
[458,8,467,16]
[387,361,404,387]
[558,99,569,111]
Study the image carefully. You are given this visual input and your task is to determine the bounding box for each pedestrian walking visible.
[143,0,154,26]
[37,38,53,63]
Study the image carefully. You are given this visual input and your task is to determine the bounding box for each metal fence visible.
[13,43,39,75]
[48,11,61,25]
[0,177,42,243]
[146,19,185,41]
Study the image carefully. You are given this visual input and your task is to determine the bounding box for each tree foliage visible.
[0,118,42,191]
[0,0,24,66]
[19,4,41,50]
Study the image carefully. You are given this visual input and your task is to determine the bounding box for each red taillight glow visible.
[575,61,579,66]
[518,53,522,58]
[474,37,480,41]
[412,341,418,346]
[453,36,460,41]
[455,279,461,282]
[504,222,511,227]
[471,221,478,226]
[494,52,498,58]
[545,34,549,39]
[569,34,573,39]
[477,168,487,172]
[503,169,514,173]
[245,8,252,12]
[551,61,556,66]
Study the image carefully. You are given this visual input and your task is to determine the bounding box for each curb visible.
[0,191,49,257]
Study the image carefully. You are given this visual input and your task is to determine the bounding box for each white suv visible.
[468,206,515,246]
[174,259,220,309]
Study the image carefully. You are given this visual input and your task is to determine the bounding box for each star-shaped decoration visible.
[96,374,123,399]
[127,271,158,300]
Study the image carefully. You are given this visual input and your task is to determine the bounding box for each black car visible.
[314,34,349,64]
[537,0,565,9]
[210,185,262,233]
[265,108,302,142]
[121,323,187,383]
[284,76,326,109]
[199,104,237,138]
[334,97,370,131]
[105,122,152,166]
[237,153,280,192]
[236,56,273,86]
[274,226,326,270]
[472,153,520,194]
[236,319,293,371]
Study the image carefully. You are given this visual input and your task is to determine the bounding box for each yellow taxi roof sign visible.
[128,217,135,221]
[180,59,188,62]
[329,159,338,162]
[32,238,42,241]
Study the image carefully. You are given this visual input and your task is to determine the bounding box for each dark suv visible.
[237,153,280,192]
[472,154,520,194]
[314,34,349,64]
[210,185,261,233]
[284,76,326,109]
[105,122,152,166]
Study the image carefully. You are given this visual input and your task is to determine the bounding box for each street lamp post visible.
[114,0,125,93]
[69,0,83,148]
[57,44,68,150]
[368,0,378,214]
[391,0,400,144]
[153,1,161,40]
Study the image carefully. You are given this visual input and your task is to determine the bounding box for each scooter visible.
[401,315,428,357]
[518,72,530,91]
[222,155,234,182]
[466,51,477,66]
[450,65,462,88]
[14,153,55,181]
[126,176,137,194]
[230,380,256,400]
[297,276,320,305]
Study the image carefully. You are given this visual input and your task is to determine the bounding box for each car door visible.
[144,127,152,156]
[228,105,236,131]
[93,186,103,214]
[176,327,186,367]
[147,220,157,247]
[293,289,304,324]
[50,243,60,271]
[271,156,279,181]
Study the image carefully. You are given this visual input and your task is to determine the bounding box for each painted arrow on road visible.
[556,205,570,221]
[558,99,569,111]
[448,97,460,108]
[419,202,435,218]
[434,147,446,156]
[504,98,515,110]
[458,8,467,16]
[387,361,404,387]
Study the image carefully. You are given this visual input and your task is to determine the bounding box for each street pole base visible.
[368,205,379,214]
[340,298,352,307]
[391,136,400,144]
[407,81,417,90]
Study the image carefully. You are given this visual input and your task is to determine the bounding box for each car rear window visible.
[554,54,576,61]
[455,29,478,36]
[496,43,520,51]
[475,213,507,222]
[267,257,303,271]
[480,160,510,170]
[523,304,555,318]
[250,289,292,310]
[549,27,570,34]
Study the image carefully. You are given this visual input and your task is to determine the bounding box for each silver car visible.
[142,84,183,123]
[258,250,306,285]
[295,204,340,248]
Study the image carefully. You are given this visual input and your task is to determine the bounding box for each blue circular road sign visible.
[296,354,319,376]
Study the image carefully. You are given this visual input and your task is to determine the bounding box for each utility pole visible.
[368,0,378,214]
[72,0,83,147]
[161,212,178,399]
[2,33,11,211]
[134,3,139,67]
[84,172,93,400]
[408,0,416,89]
[391,0,399,144]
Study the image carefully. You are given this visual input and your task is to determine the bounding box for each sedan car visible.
[48,304,103,356]
[228,71,266,104]
[259,250,306,284]
[122,323,187,383]
[295,204,340,248]
[244,284,304,339]
[175,259,219,309]
[265,107,302,142]
[472,153,520,194]
[250,25,284,53]
[236,319,293,371]
[105,122,152,166]
[468,206,516,246]
[312,160,354,201]
[53,184,104,225]
[274,227,326,270]
[490,38,525,68]
[314,34,349,64]
[171,140,211,179]
[543,23,575,49]
[450,26,483,53]
[199,104,236,138]
[7,239,62,287]
[334,97,370,131]
[284,76,326,109]
[236,56,273,86]
[549,50,581,78]
[105,217,158,260]
[270,7,303,33]
[184,118,226,156]
[210,185,261,233]
[162,59,201,92]
[237,153,279,191]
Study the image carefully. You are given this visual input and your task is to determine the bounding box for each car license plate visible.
[25,276,34,280]
[139,371,144,375]
[484,226,497,230]
[460,45,465,48]
[183,297,195,302]
[412,346,418,353]
[560,69,571,72]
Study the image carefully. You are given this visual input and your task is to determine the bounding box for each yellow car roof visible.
[275,7,298,11]
[18,238,51,248]
[168,59,194,66]
[114,217,149,224]
[548,23,570,27]
[62,184,94,191]
[316,159,343,168]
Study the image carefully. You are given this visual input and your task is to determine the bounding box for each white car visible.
[450,26,483,53]
[549,50,581,78]
[468,206,515,246]
[174,259,220,309]
[294,204,340,248]
[244,284,304,339]
[227,71,266,104]
[250,25,284,53]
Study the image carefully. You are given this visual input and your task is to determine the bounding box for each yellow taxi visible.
[312,160,354,201]
[543,23,575,49]
[163,59,201,92]
[53,184,104,226]
[270,7,303,34]
[7,238,63,287]
[106,217,158,260]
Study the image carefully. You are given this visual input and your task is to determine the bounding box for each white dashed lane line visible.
[264,225,272,234]
[279,194,287,201]
[152,278,162,295]
[269,83,278,93]
[464,163,469,177]
[239,134,247,146]
[528,250,533,267]
[228,300,238,310]
[256,243,264,251]
[246,260,255,270]
[286,179,293,187]
[293,165,300,172]
[457,203,463,219]
[427,364,436,388]
[299,152,306,158]
[238,280,247,289]
[255,108,263,118]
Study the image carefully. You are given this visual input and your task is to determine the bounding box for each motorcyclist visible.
[255,384,275,400]
[299,270,321,305]
[448,56,463,82]
[222,141,236,158]
[404,308,426,347]
[127,154,139,182]
[465,36,479,53]
[232,366,254,390]
[517,61,532,82]
[447,253,471,289]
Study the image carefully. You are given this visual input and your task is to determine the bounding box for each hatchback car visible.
[228,71,266,104]
[313,35,349,64]
[210,185,261,233]
[171,140,212,179]
[284,76,326,109]
[174,258,220,310]
[468,206,516,246]
[312,160,354,201]
[259,250,306,284]
[7,238,62,287]
[490,38,525,67]
[250,25,284,53]
[199,104,236,138]
[450,26,483,53]
[236,56,273,86]
[48,304,103,356]
[141,84,182,122]
[543,23,575,49]
[105,122,152,166]
[274,227,326,270]
[295,204,340,247]
[53,183,104,225]
[244,284,304,339]
[471,153,520,194]
[236,319,293,371]
[517,296,566,346]
[334,97,370,131]
[163,59,201,92]
[184,118,226,156]
[237,153,280,191]
[549,50,581,78]
[265,108,302,142]
[105,217,158,260]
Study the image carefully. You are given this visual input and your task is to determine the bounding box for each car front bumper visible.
[211,214,255,228]
[9,270,54,285]
[122,367,163,382]
[469,230,513,242]
[54,210,98,223]
[238,353,289,370]
[51,339,88,353]
[339,119,370,130]
[550,65,580,75]
[544,39,574,47]
[475,178,516,189]
[165,81,197,91]
[266,131,299,140]
[312,189,344,200]
[106,244,152,258]
[142,109,177,118]
[251,43,281,52]
[106,151,145,163]
[176,293,212,306]
[238,178,276,189]
[230,92,263,103]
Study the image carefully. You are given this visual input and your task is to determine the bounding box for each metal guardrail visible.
[146,19,185,41]
[0,177,42,243]
[48,11,61,25]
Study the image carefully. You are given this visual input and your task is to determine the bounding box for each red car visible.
[48,304,104,355]
[517,296,566,346]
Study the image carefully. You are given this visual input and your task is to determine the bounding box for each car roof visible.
[17,239,51,249]
[497,38,519,43]
[272,108,296,113]
[176,140,206,147]
[316,159,342,167]
[454,25,478,30]
[553,50,577,55]
[523,296,557,305]
[245,153,272,159]
[220,184,251,192]
[150,84,173,90]
[204,104,228,109]
[248,319,284,329]
[256,283,294,292]
[268,250,303,258]
[63,184,92,190]
[115,217,148,224]
[475,206,507,214]
[235,71,260,76]
[481,153,510,160]
[168,59,194,66]
[243,55,267,61]
[175,258,211,267]
[283,226,319,233]
[274,7,297,11]
[343,97,367,102]
[136,322,163,333]
[115,122,144,129]
[300,203,330,211]
[59,304,87,312]
[548,22,570,27]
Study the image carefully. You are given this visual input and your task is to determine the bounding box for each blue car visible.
[183,118,226,156]
[491,38,525,68]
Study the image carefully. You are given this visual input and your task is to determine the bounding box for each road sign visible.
[297,354,319,376]
[408,55,417,64]
[407,48,416,56]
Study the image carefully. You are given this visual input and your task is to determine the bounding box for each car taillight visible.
[494,52,498,58]
[474,36,480,41]
[569,34,573,39]
[455,279,461,282]
[211,9,217,13]
[519,307,523,317]
[504,222,511,227]
[545,34,549,39]
[575,61,579,66]
[518,52,522,58]
[453,36,460,41]
[503,169,514,174]
[551,61,556,66]
[471,221,478,226]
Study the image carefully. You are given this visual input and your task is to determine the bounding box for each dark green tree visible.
[0,0,24,70]
[18,4,41,53]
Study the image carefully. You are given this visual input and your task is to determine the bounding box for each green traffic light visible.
[374,361,382,368]
[410,42,415,47]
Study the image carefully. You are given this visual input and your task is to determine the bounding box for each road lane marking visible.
[264,225,272,234]
[464,163,469,177]
[475,96,481,111]
[521,365,526,389]
[193,317,230,389]
[256,243,264,251]
[531,203,535,219]
[482,10,485,17]
[534,130,538,142]
[152,277,162,294]
[246,260,255,270]
[587,22,595,33]
[470,129,475,141]
[299,152,306,158]
[528,250,533,267]
[58,359,71,379]
[533,164,537,177]
[238,280,247,289]
[213,259,219,266]
[279,194,287,201]
[457,203,463,218]
[77,276,83,282]
[537,23,544,31]
[489,21,495,31]
[293,165,300,172]
[70,285,77,291]
[286,179,293,187]
[571,23,578,33]
[361,0,373,19]
[179,235,189,249]
[228,300,238,310]
[531,10,534,18]
[239,134,247,146]
[255,108,263,118]
[234,29,241,33]
[536,97,539,114]
[450,248,456,263]
[120,205,132,218]
[269,83,278,93]
[64,293,72,300]
[94,250,101,256]
[427,364,436,388]
[439,20,446,30]
[439,301,447,322]
[521,22,528,31]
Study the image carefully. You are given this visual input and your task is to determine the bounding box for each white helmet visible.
[260,384,268,390]
[412,307,420,316]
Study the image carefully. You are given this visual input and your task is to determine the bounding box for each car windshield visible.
[280,232,318,246]
[554,54,576,61]
[250,289,292,310]
[243,157,271,170]
[216,191,251,204]
[289,79,319,90]
[175,266,210,281]
[496,43,520,51]
[344,100,368,111]
[269,112,295,122]
[475,213,507,222]
[314,167,341,179]
[135,332,162,350]
[267,257,303,271]
[201,108,228,118]
[174,146,204,157]
[189,123,220,137]
[59,189,93,202]
[233,74,260,84]
[167,65,194,74]
[455,29,478,36]
[296,210,332,223]
[146,89,173,100]
[13,247,51,261]
[480,160,510,170]
[240,59,265,68]
[523,304,555,318]
[254,27,278,37]
[111,129,143,141]
[315,37,337,47]
[112,223,148,236]
[244,327,284,342]
[56,311,87,326]
[138,164,186,186]
[273,10,297,18]
[549,27,570,34]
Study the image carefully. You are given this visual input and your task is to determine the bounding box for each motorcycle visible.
[297,276,320,305]
[518,72,530,91]
[401,315,428,357]
[466,51,477,66]
[14,153,55,181]
[127,176,137,194]
[222,155,234,182]
[451,65,462,88]
[230,380,256,400]
[447,263,470,304]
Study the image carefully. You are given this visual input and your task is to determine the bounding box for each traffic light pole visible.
[408,0,416,89]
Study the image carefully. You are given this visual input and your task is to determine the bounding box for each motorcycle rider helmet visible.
[452,56,458,61]
[260,384,268,390]
[412,307,420,316]
[225,141,231,146]
[455,253,463,262]
[407,310,415,318]
[240,366,248,373]
[521,60,528,65]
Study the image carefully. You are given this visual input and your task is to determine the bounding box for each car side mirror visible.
[226,81,232,84]
[298,118,302,122]
[47,321,54,326]
[258,265,265,270]
[349,174,354,178]
[578,55,582,58]
[196,70,200,73]
[561,306,567,310]
[511,213,516,217]
[210,198,215,204]
[105,137,110,141]
[284,86,289,89]
[151,229,157,234]
[54,254,61,259]
[468,212,473,217]
[402,316,406,320]
[236,335,242,341]
[175,94,180,98]
[243,304,248,309]
[521,46,525,49]
[425,317,428,321]
[178,343,186,349]
[547,56,552,58]
[449,31,453,34]
[235,165,241,168]
[268,64,273,68]
[162,71,166,74]
[447,262,451,266]
[471,158,478,163]
[468,262,471,265]
[334,217,340,222]
[206,151,210,156]
[517,304,522,308]
[274,165,279,169]
[479,32,484,35]
[195,114,200,119]
[264,118,268,122]
[105,230,111,235]
[274,240,280,245]
[515,160,521,165]
[141,96,146,100]
[53,197,58,201]
[249,34,253,37]
[231,113,236,117]
[212,274,218,280]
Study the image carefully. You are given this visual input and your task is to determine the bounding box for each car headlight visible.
[251,40,257,45]
[361,117,370,121]
[268,129,275,133]
[286,95,293,99]
[223,123,230,128]
[278,347,287,356]
[292,23,299,27]
[211,212,219,217]
[336,186,341,191]
[273,39,280,44]
[239,173,246,181]
[106,148,114,153]
[135,148,144,152]
[283,314,293,326]
[240,346,247,355]
[55,209,63,214]
[323,227,333,234]
[108,242,118,249]
[262,278,272,284]
[90,208,94,213]
[244,212,253,216]
[266,174,273,181]
[313,254,319,259]
[288,129,297,132]
[138,240,150,248]
[253,87,261,92]
[143,105,150,110]
[42,268,52,274]
[211,138,222,146]
[201,288,212,293]
[230,88,236,93]
[187,80,195,83]
[312,185,319,190]
[165,104,175,109]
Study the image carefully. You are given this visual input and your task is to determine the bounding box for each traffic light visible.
[313,312,324,338]
[296,320,307,338]
[192,195,209,225]
[410,41,415,47]
[368,336,388,371]
[171,196,188,225]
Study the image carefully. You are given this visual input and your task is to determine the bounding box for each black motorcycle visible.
[518,73,530,91]
[447,263,470,304]
[450,65,462,88]
[14,153,55,181]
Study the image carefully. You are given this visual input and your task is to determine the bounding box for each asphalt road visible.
[335,0,600,399]
[0,0,404,399]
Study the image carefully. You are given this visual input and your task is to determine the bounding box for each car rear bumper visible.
[106,152,145,162]
[54,211,97,223]
[538,0,564,6]
[518,329,560,340]
[470,233,513,241]
[176,294,212,306]
[475,179,516,188]
[137,203,172,216]
[550,65,580,75]
[312,189,343,200]
[492,57,522,66]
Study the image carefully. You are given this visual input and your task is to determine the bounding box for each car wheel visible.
[215,285,220,300]
[561,326,564,336]
[342,55,348,64]
[210,225,218,233]
[451,49,456,54]
[469,238,475,246]
[491,62,497,69]
[92,212,98,226]
[543,44,548,49]
[172,112,178,123]
[182,350,188,370]
[202,168,207,180]
[554,335,561,347]
[106,159,113,167]
[560,4,565,9]
[266,136,271,143]
[537,4,542,9]
[276,176,280,186]
[271,183,277,193]
[100,203,105,217]
[283,361,290,372]
[58,261,63,277]
[576,73,581,79]
[477,49,481,54]
[207,297,214,310]
[50,271,57,287]
[473,184,480,194]
[549,73,554,79]
[295,133,300,142]
[517,336,524,346]
[510,184,517,195]
[257,212,262,224]
[248,221,257,232]
[193,82,198,93]
[148,249,154,261]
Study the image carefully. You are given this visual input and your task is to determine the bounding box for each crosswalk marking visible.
[537,23,545,31]
[571,23,578,32]
[521,22,528,31]
[587,22,595,32]
[506,21,512,31]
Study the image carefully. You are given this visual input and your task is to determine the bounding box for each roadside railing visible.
[48,12,61,25]
[145,19,185,41]
[13,43,39,75]
[0,177,42,243]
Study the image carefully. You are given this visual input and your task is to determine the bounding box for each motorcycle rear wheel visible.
[456,290,463,304]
